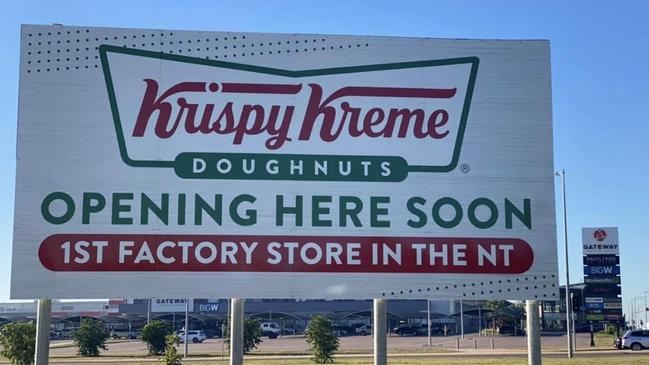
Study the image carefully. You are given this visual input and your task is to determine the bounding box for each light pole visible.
[644,291,649,329]
[632,296,645,329]
[555,169,573,358]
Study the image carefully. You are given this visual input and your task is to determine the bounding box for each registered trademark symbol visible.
[460,164,470,173]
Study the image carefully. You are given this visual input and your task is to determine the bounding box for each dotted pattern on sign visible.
[380,274,558,299]
[22,27,372,74]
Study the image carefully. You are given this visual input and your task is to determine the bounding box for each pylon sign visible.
[582,227,622,323]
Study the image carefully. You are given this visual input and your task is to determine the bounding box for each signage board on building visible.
[151,298,194,312]
[12,25,556,300]
[584,276,621,285]
[586,314,605,321]
[583,265,621,276]
[582,228,619,255]
[585,297,604,303]
[195,301,220,313]
[583,285,621,297]
[583,255,619,265]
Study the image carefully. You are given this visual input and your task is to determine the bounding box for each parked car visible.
[331,325,353,337]
[621,330,649,351]
[350,323,365,331]
[178,330,206,343]
[260,322,280,339]
[574,323,604,333]
[355,324,372,336]
[203,327,222,339]
[110,328,139,339]
[59,328,77,339]
[393,325,419,336]
[498,324,525,336]
[430,323,451,335]
[49,330,62,340]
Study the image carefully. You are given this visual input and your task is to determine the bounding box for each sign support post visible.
[460,299,465,339]
[230,298,245,365]
[427,299,431,347]
[526,300,542,365]
[183,299,189,358]
[34,299,52,365]
[373,299,387,365]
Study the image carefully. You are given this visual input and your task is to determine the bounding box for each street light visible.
[644,291,649,330]
[555,169,574,358]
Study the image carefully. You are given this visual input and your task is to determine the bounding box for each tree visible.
[140,320,173,355]
[483,300,509,330]
[0,321,36,365]
[72,318,109,357]
[305,315,339,364]
[482,300,525,334]
[223,317,262,353]
[163,333,182,365]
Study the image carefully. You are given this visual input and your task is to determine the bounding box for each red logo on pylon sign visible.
[593,229,607,241]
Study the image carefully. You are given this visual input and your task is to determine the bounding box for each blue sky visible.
[1,0,648,316]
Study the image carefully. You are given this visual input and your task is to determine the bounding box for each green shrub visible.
[140,320,173,355]
[163,333,182,365]
[0,321,36,365]
[72,318,109,357]
[305,315,339,364]
[223,317,262,353]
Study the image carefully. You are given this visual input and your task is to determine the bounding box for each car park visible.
[621,330,649,351]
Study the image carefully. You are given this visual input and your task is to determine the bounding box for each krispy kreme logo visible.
[100,46,479,182]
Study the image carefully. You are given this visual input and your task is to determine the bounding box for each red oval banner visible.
[39,234,534,274]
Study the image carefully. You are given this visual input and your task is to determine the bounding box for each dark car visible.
[331,325,353,336]
[498,324,525,336]
[575,323,604,333]
[430,323,450,335]
[393,325,419,336]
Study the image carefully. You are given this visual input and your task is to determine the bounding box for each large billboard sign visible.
[12,25,557,300]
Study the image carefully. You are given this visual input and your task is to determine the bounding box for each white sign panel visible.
[582,227,619,255]
[12,25,557,300]
[151,298,193,313]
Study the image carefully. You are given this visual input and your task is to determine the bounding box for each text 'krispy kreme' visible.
[133,80,457,150]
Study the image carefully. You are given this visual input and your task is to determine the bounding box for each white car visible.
[621,330,649,351]
[178,330,206,343]
[260,322,280,339]
[355,324,372,336]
